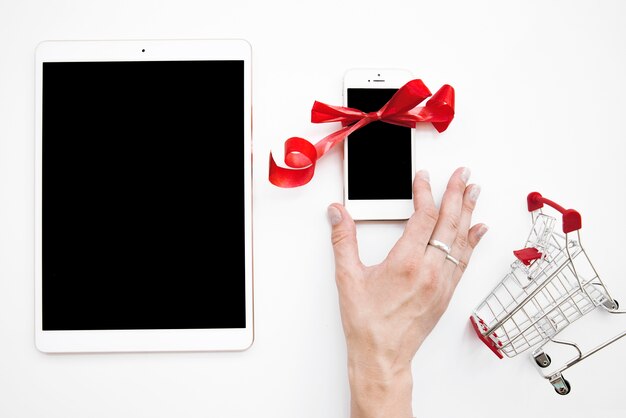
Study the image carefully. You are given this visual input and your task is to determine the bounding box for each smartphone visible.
[343,68,415,221]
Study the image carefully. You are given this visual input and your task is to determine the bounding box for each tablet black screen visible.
[42,60,246,330]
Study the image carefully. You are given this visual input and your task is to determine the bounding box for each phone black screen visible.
[346,88,412,200]
[42,60,246,330]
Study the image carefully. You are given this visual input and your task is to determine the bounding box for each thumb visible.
[327,203,361,274]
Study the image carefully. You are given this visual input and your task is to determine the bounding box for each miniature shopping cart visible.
[470,192,625,395]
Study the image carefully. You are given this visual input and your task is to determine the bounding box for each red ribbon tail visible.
[268,137,318,188]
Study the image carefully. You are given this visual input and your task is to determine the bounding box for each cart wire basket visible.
[470,192,625,395]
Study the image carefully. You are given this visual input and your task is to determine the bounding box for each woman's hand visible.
[327,167,488,418]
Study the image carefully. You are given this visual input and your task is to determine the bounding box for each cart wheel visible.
[614,300,620,310]
[534,352,551,368]
[554,378,571,396]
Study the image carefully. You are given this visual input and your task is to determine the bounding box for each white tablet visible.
[34,39,254,353]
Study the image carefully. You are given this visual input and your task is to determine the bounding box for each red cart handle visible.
[527,192,581,233]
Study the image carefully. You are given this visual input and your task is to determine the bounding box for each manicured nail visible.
[417,170,430,183]
[476,224,489,240]
[469,184,481,202]
[460,167,471,184]
[327,205,342,226]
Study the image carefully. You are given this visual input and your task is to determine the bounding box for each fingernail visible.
[417,170,430,183]
[476,224,489,240]
[327,205,342,226]
[469,184,481,202]
[460,167,471,184]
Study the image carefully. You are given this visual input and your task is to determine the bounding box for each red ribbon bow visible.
[268,79,455,188]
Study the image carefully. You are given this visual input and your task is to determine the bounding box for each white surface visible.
[1,0,625,417]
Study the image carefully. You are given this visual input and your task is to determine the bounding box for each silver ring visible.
[445,254,460,266]
[428,239,451,254]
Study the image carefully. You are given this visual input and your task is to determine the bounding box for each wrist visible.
[348,358,413,418]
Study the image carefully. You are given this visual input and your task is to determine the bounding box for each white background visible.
[1,1,625,417]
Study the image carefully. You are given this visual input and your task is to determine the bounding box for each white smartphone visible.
[343,68,416,221]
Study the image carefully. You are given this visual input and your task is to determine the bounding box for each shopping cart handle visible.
[527,192,582,233]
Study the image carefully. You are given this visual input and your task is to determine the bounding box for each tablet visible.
[34,39,254,353]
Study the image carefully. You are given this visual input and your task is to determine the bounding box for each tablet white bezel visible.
[34,39,254,353]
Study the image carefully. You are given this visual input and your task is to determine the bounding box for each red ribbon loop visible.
[269,79,455,188]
